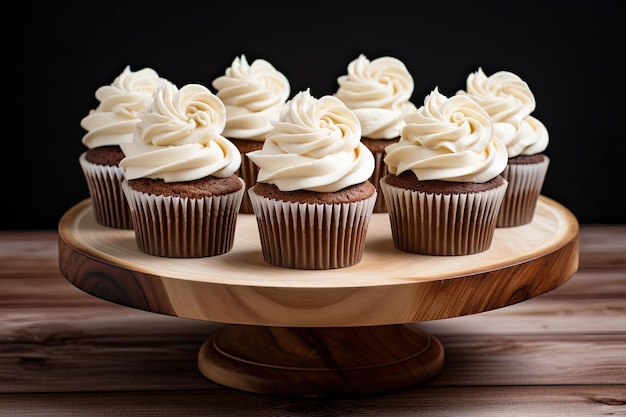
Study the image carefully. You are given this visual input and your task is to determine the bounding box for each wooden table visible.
[1,224,625,416]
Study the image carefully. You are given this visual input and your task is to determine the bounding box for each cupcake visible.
[212,54,291,214]
[246,89,377,270]
[119,82,244,258]
[334,54,417,213]
[381,87,509,256]
[457,68,550,227]
[80,65,171,229]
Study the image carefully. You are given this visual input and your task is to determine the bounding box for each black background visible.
[3,1,623,230]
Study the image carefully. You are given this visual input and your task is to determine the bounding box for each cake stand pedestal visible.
[58,196,579,397]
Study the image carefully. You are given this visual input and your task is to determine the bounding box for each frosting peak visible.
[334,54,417,139]
[247,89,375,192]
[120,82,241,183]
[212,54,290,141]
[458,67,535,124]
[384,87,508,183]
[137,82,227,146]
[80,66,170,149]
[457,67,548,157]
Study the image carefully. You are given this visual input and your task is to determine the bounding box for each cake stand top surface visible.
[58,196,579,327]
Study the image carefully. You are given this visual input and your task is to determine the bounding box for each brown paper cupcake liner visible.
[79,152,133,229]
[122,179,245,258]
[497,156,550,228]
[380,177,508,256]
[248,188,377,269]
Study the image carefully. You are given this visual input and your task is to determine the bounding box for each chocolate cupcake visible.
[212,54,290,214]
[80,66,171,229]
[120,82,244,258]
[457,67,549,227]
[247,89,377,269]
[334,54,417,213]
[381,87,508,256]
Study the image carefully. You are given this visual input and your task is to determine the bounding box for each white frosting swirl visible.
[458,67,535,124]
[334,54,417,140]
[212,54,290,141]
[458,67,548,157]
[120,82,241,182]
[384,87,508,183]
[247,89,375,192]
[81,66,169,149]
[494,115,549,157]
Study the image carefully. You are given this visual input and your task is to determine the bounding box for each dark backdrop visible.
[3,1,623,229]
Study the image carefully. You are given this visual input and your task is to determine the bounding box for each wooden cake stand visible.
[58,196,579,397]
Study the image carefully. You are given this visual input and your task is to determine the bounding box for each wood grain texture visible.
[54,196,580,396]
[1,386,625,417]
[1,224,624,415]
[198,324,444,397]
[57,196,579,326]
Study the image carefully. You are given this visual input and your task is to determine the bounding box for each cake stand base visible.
[197,323,444,397]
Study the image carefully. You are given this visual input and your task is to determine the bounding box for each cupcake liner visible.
[248,187,377,269]
[497,156,550,228]
[380,177,508,256]
[370,150,390,213]
[122,179,245,258]
[79,152,133,229]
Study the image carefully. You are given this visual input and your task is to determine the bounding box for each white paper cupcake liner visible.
[248,187,377,269]
[79,152,133,229]
[122,179,245,258]
[497,156,550,228]
[380,177,508,256]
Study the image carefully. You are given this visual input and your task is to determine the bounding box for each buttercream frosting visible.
[120,82,241,182]
[81,66,170,149]
[212,54,290,141]
[384,87,508,183]
[334,54,417,140]
[247,89,375,192]
[457,67,548,157]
